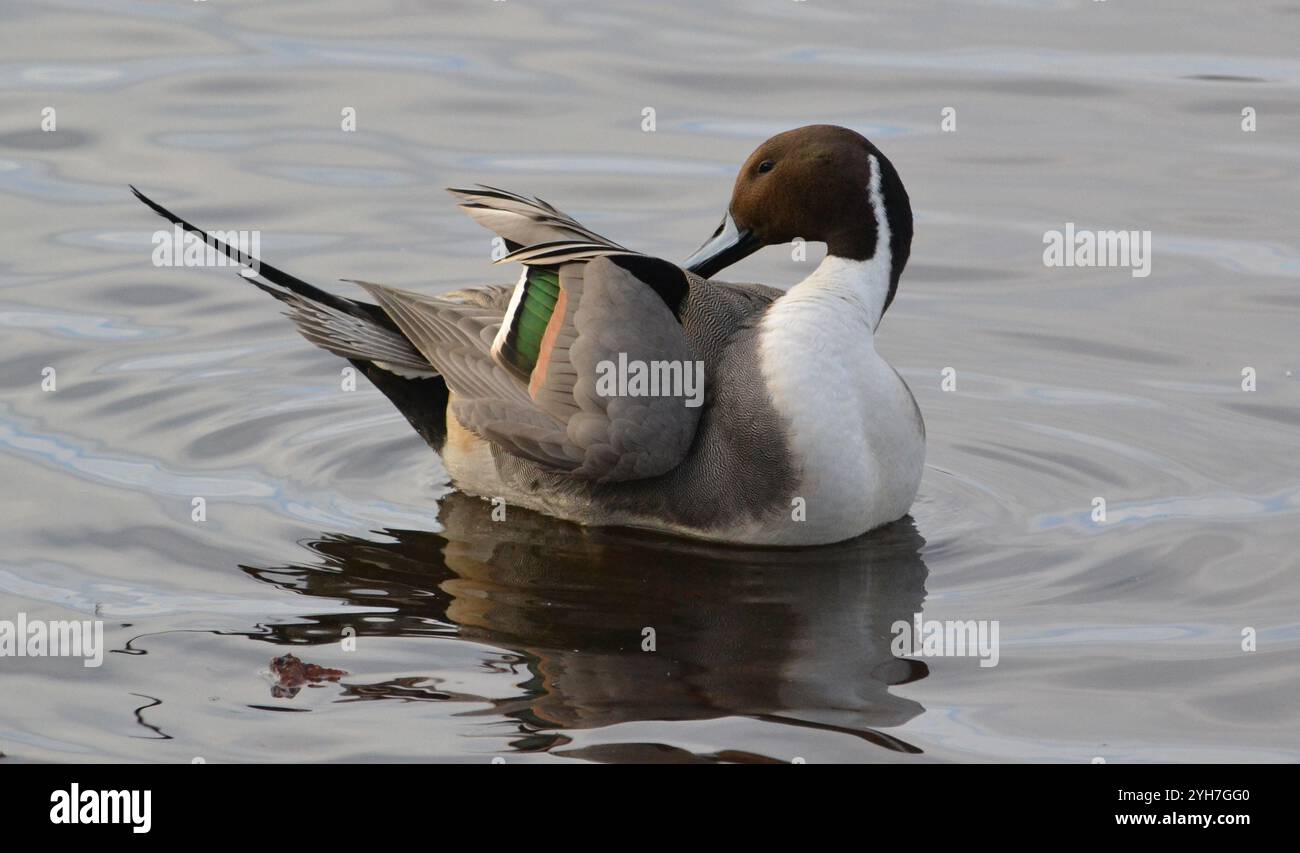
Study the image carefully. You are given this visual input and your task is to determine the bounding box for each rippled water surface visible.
[2,0,1298,762]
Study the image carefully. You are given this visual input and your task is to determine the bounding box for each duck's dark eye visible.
[757,160,775,174]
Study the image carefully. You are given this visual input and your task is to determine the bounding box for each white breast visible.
[758,261,923,543]
[755,156,924,544]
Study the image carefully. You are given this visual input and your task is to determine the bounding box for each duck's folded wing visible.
[357,256,702,482]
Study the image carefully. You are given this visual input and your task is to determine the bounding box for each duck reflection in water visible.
[241,492,931,760]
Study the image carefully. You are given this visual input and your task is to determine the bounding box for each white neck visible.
[788,254,891,333]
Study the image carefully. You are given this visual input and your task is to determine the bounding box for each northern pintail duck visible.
[133,124,923,545]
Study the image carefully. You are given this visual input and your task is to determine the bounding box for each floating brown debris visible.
[268,653,347,699]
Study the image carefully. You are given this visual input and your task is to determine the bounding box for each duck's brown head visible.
[684,124,913,313]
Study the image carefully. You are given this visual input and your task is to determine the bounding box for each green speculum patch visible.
[505,267,560,373]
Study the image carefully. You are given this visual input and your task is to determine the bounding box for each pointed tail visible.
[131,186,451,448]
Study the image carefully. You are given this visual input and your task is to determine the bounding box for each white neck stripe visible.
[867,153,890,266]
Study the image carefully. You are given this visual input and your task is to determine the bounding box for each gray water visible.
[1,0,1297,763]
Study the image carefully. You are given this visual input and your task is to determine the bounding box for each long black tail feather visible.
[130,185,397,332]
[131,186,451,451]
